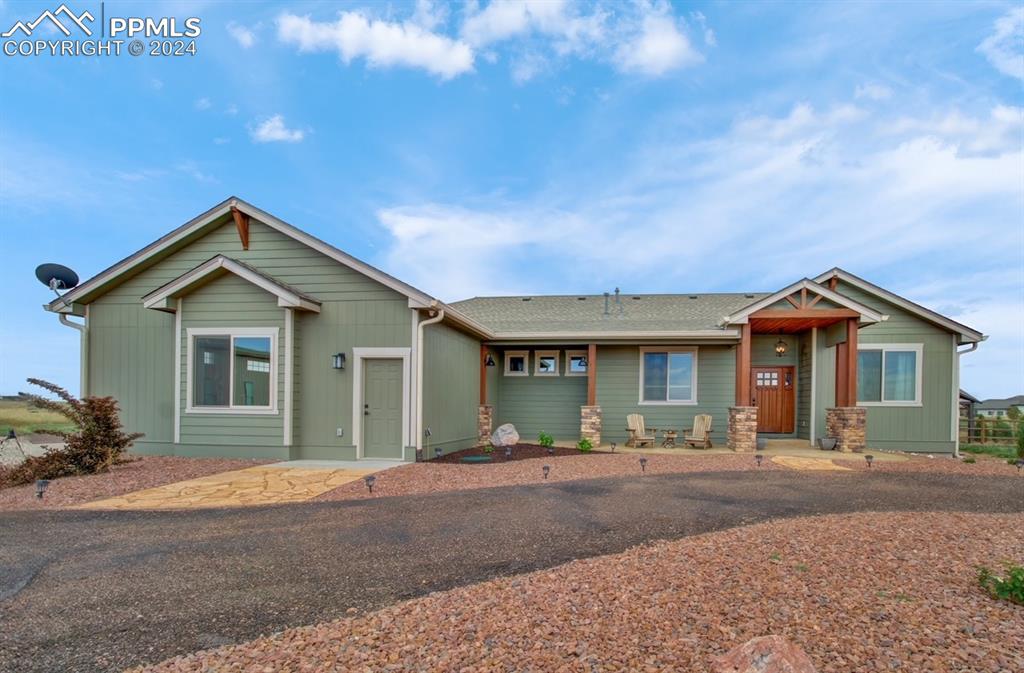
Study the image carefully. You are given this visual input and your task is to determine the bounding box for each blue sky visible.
[1,0,1021,398]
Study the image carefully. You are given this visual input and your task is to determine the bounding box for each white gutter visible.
[58,312,88,396]
[416,305,445,456]
[952,340,981,459]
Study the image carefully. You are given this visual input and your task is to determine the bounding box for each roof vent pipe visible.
[615,287,623,316]
[603,292,610,316]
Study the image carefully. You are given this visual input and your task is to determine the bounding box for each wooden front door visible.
[362,359,404,459]
[751,366,795,434]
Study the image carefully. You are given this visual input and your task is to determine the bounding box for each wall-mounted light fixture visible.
[774,339,788,357]
[484,353,496,367]
[331,352,346,370]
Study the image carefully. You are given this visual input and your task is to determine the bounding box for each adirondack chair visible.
[684,414,713,449]
[626,414,657,448]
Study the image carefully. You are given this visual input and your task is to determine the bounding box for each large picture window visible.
[188,328,277,412]
[639,348,697,404]
[857,343,922,405]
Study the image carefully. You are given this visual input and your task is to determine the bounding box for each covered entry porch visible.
[724,280,886,453]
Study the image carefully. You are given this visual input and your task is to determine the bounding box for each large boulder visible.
[490,423,520,447]
[713,636,816,673]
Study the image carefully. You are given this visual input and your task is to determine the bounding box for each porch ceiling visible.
[748,308,860,334]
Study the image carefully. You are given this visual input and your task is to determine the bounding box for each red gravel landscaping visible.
[0,455,271,511]
[138,511,1024,673]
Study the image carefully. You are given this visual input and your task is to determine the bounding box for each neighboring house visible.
[44,198,985,460]
[975,395,1024,418]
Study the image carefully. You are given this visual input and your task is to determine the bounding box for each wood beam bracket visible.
[231,206,250,251]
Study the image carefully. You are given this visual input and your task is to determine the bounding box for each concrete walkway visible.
[76,461,404,510]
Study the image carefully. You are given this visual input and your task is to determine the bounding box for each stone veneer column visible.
[580,405,602,445]
[477,404,493,444]
[727,406,758,452]
[825,407,867,453]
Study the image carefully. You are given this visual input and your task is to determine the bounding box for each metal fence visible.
[959,415,1021,445]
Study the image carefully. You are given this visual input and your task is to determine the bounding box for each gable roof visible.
[720,278,885,326]
[450,293,763,339]
[977,395,1024,410]
[46,196,439,313]
[814,268,985,343]
[142,255,322,313]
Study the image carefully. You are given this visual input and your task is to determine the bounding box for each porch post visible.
[477,345,492,444]
[845,318,858,406]
[580,344,602,445]
[736,323,751,405]
[825,318,866,452]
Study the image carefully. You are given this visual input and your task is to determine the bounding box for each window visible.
[566,350,588,376]
[504,350,528,376]
[857,343,922,405]
[535,350,559,376]
[639,348,697,404]
[189,329,277,412]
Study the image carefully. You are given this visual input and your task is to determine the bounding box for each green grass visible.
[0,400,77,435]
[961,444,1017,461]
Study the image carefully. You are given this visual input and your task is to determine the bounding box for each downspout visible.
[416,304,445,456]
[58,312,88,396]
[952,340,981,459]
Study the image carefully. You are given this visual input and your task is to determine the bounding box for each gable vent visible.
[744,294,755,298]
[632,296,642,300]
[577,297,587,301]
[522,297,532,302]
[688,295,699,299]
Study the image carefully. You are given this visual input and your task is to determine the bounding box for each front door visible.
[751,366,795,434]
[362,359,404,459]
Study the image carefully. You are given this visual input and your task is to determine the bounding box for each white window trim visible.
[565,350,588,377]
[638,346,699,406]
[534,350,560,376]
[504,350,529,376]
[856,342,923,407]
[186,327,279,415]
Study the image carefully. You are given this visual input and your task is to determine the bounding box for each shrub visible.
[978,564,1024,606]
[0,379,142,487]
[577,437,593,452]
[482,443,494,454]
[1017,423,1024,459]
[962,457,976,464]
[538,432,554,448]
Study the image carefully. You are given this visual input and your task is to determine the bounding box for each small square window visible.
[566,350,587,376]
[535,351,559,376]
[504,351,528,376]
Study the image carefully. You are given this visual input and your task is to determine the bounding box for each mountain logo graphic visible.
[2,4,95,38]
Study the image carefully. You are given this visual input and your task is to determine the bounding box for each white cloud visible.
[227,21,257,49]
[462,0,605,54]
[690,11,716,47]
[149,78,164,90]
[250,114,305,143]
[213,137,230,145]
[977,7,1024,80]
[194,97,211,111]
[854,82,893,100]
[613,2,702,75]
[225,103,239,116]
[276,10,474,80]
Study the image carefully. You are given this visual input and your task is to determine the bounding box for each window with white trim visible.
[857,344,922,405]
[566,350,587,376]
[639,348,697,404]
[190,330,276,410]
[535,350,559,376]
[504,350,528,376]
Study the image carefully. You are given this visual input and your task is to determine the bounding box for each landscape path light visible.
[639,456,647,473]
[755,454,764,467]
[35,479,49,499]
[542,465,550,479]
[364,475,376,493]
[865,454,874,468]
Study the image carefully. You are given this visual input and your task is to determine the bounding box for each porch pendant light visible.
[774,339,788,357]
[484,353,496,367]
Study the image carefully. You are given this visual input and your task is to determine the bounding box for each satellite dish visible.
[35,263,79,293]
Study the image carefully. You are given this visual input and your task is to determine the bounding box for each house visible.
[44,197,985,460]
[975,395,1024,418]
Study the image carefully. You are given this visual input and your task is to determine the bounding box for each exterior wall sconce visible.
[484,353,496,367]
[331,352,346,370]
[775,339,788,357]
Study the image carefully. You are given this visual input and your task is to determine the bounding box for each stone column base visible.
[580,405,602,445]
[477,404,493,444]
[727,406,758,452]
[825,407,867,453]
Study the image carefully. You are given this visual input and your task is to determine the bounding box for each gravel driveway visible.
[1,470,1021,672]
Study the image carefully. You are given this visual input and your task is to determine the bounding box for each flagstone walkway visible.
[75,461,400,510]
[771,455,852,471]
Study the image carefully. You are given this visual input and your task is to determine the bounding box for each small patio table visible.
[661,429,678,448]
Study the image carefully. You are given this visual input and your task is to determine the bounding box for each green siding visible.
[491,349,587,441]
[178,274,286,456]
[87,303,175,442]
[796,333,811,440]
[596,345,734,446]
[422,321,479,456]
[838,281,955,453]
[84,217,413,460]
